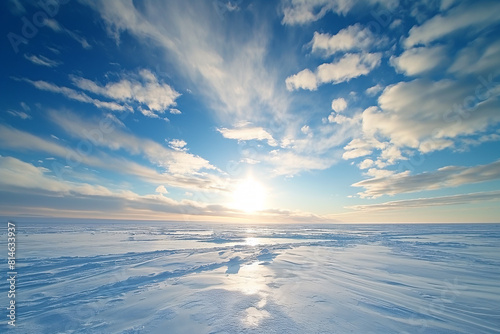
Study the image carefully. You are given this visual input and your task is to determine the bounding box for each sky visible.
[1,0,500,223]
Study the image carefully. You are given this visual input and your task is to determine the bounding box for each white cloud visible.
[7,110,31,120]
[311,24,380,56]
[72,69,180,116]
[352,159,500,198]
[301,125,311,134]
[24,54,61,67]
[448,38,500,77]
[0,122,226,193]
[286,53,381,91]
[317,53,381,85]
[263,149,336,176]
[331,97,347,112]
[404,1,500,47]
[20,102,30,111]
[281,0,354,25]
[358,158,374,169]
[21,78,127,112]
[342,137,383,160]
[87,0,288,124]
[285,69,318,91]
[344,78,500,164]
[44,18,91,49]
[390,45,447,76]
[169,108,182,115]
[49,110,217,176]
[0,156,113,196]
[218,126,278,146]
[169,139,187,151]
[389,19,402,29]
[349,190,500,211]
[155,185,168,194]
[280,0,399,25]
[365,84,384,96]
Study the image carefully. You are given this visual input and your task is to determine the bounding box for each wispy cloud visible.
[0,123,226,193]
[404,1,500,48]
[20,78,127,111]
[24,54,61,67]
[87,0,288,125]
[390,45,447,76]
[48,110,217,176]
[44,18,92,49]
[7,110,31,120]
[349,190,500,211]
[280,0,399,25]
[352,159,500,198]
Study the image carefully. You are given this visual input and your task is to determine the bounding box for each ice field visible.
[1,222,499,333]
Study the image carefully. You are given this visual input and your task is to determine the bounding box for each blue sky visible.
[1,0,500,223]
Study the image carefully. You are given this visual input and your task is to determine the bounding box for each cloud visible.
[365,84,384,96]
[0,156,114,196]
[352,159,500,198]
[20,78,127,112]
[281,0,353,25]
[44,18,91,49]
[342,138,373,159]
[218,126,278,146]
[263,149,337,176]
[0,123,227,193]
[168,139,187,151]
[286,53,381,91]
[331,97,347,112]
[24,54,61,67]
[280,0,399,25]
[71,69,180,115]
[285,69,318,91]
[0,156,327,222]
[348,78,500,162]
[311,24,380,56]
[49,110,217,176]
[7,110,31,120]
[358,158,374,170]
[317,53,381,85]
[349,190,500,211]
[169,108,182,115]
[404,1,500,47]
[155,185,168,194]
[390,45,447,76]
[87,0,288,124]
[448,38,500,77]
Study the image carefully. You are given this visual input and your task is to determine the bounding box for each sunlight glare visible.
[232,178,267,213]
[245,237,260,246]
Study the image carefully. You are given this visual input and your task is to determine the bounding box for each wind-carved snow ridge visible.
[1,223,499,333]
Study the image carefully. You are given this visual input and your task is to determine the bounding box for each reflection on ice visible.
[245,237,259,246]
[242,306,270,328]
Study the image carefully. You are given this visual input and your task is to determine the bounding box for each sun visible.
[232,178,267,213]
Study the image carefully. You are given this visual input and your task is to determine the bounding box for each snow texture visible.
[1,223,499,333]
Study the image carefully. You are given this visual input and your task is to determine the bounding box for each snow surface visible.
[1,223,499,333]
